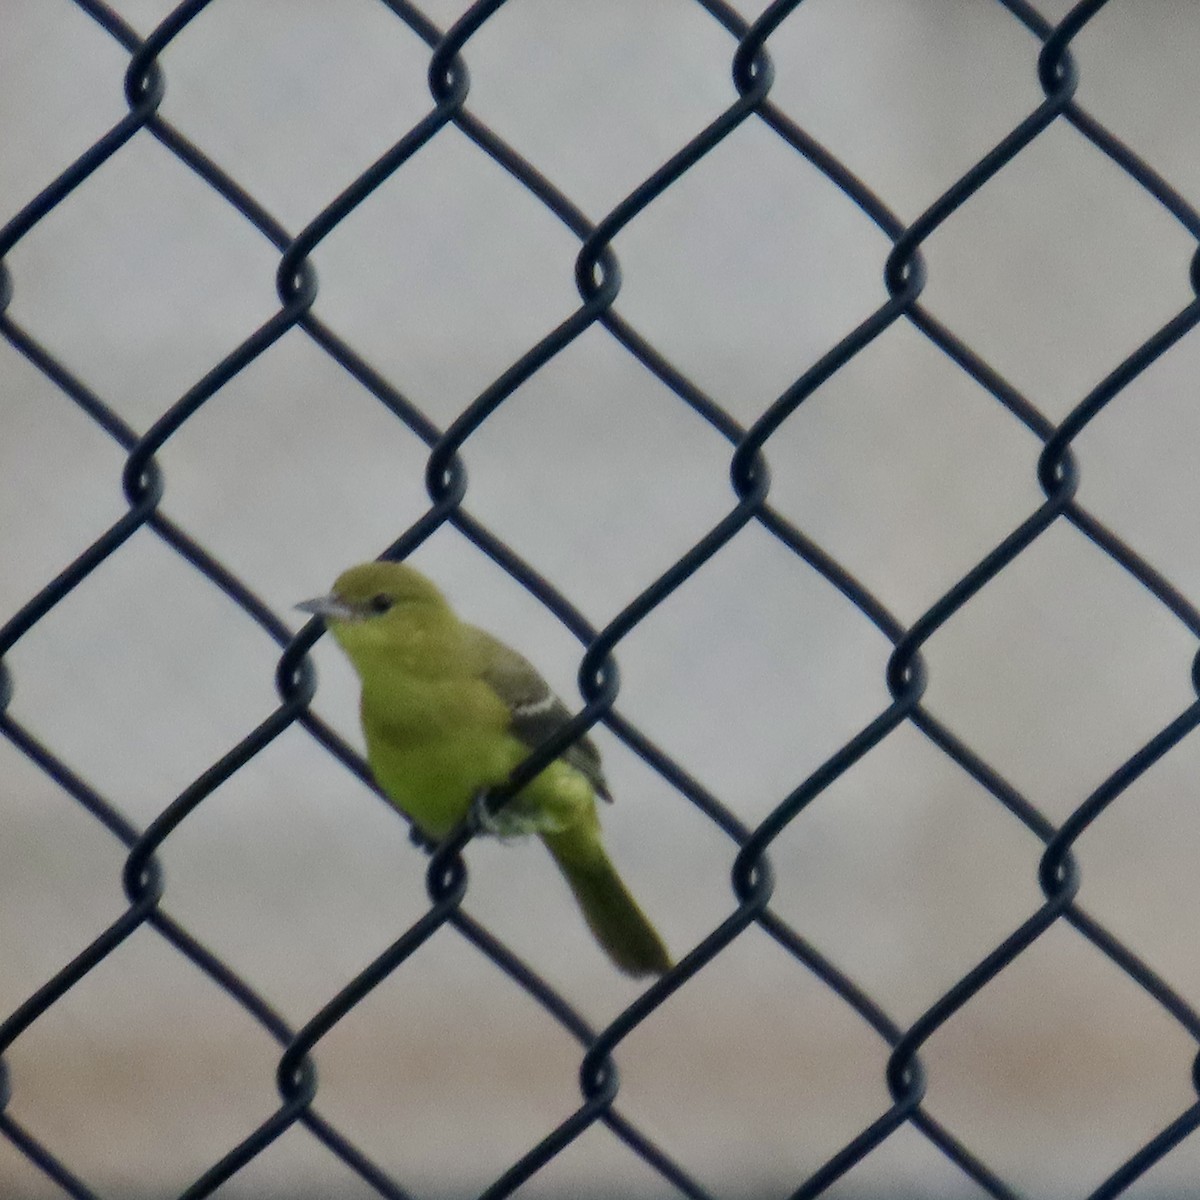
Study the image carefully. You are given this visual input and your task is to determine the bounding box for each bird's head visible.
[297,561,457,669]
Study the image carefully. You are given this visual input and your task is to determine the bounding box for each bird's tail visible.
[541,824,671,978]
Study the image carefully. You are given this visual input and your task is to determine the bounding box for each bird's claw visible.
[470,789,541,841]
[408,823,440,854]
[470,789,505,838]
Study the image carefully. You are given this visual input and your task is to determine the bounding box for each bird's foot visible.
[470,790,540,841]
[408,823,440,854]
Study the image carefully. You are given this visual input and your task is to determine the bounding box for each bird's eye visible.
[368,594,394,614]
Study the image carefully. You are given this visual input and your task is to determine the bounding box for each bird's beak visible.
[295,594,357,621]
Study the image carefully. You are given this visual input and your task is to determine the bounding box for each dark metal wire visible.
[1,0,1198,1197]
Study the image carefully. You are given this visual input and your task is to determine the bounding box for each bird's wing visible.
[466,625,612,802]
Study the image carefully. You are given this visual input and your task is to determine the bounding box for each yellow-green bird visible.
[298,561,671,977]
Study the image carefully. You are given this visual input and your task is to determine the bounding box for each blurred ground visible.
[3,1,1200,1197]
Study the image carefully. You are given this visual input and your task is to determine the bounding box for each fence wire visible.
[2,0,1200,1197]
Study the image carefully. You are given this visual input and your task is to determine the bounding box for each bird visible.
[297,561,671,978]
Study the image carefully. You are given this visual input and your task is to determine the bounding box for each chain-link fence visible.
[3,1,1200,1197]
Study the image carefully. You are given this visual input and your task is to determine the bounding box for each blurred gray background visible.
[3,0,1200,1196]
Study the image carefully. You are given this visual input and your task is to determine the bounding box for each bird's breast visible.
[357,673,520,837]
[359,668,505,736]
